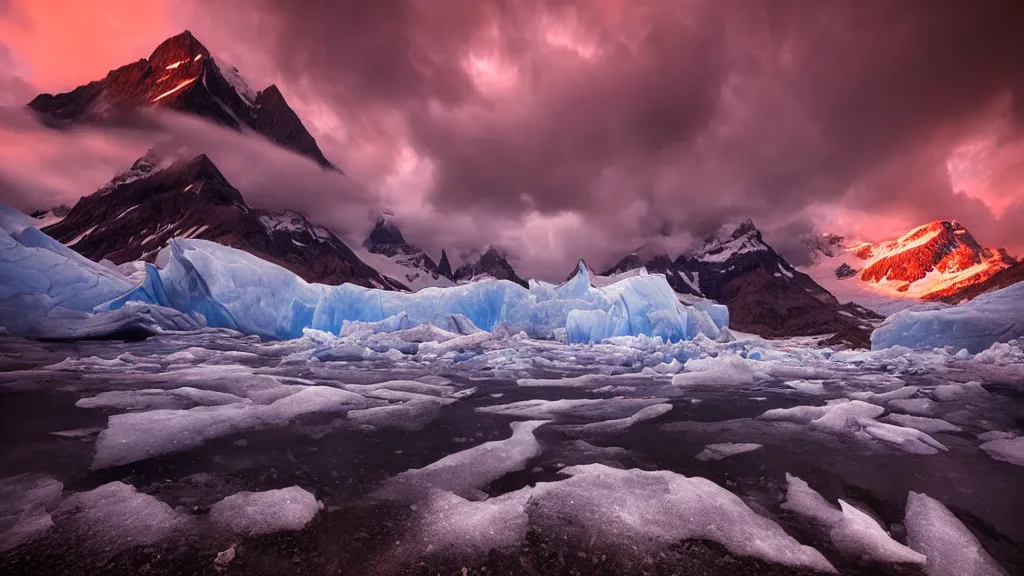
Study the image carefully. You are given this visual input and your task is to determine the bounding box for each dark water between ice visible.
[1,335,1022,576]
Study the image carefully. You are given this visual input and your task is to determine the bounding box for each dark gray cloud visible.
[181,0,1024,276]
[5,0,1024,280]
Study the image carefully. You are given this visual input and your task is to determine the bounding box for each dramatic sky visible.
[2,0,1024,278]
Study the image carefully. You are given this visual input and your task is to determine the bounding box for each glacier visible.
[871,282,1024,353]
[101,239,729,343]
[0,203,199,339]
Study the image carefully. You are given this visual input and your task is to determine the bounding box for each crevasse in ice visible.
[871,282,1024,353]
[102,239,729,342]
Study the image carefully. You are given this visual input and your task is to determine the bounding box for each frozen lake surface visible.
[1,328,1022,575]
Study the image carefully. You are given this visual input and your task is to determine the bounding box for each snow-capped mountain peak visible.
[696,219,770,263]
[800,231,847,261]
[799,219,1017,312]
[453,245,528,288]
[28,30,338,171]
[359,213,454,291]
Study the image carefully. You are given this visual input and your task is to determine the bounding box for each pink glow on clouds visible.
[1,0,1023,275]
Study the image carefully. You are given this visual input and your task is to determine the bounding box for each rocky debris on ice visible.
[905,491,1008,576]
[209,486,322,536]
[694,442,763,461]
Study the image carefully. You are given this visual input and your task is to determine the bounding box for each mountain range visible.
[22,31,1024,347]
[597,221,881,347]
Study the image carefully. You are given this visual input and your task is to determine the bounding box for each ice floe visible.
[209,486,322,536]
[374,420,547,501]
[559,403,673,436]
[392,488,531,563]
[830,500,925,564]
[694,442,763,461]
[759,400,947,455]
[979,436,1024,466]
[905,491,1008,576]
[528,464,836,573]
[880,413,962,434]
[782,474,924,565]
[92,385,373,468]
[53,482,190,552]
[476,397,667,421]
[0,474,63,553]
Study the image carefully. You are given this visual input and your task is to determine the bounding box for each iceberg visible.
[104,240,729,342]
[871,282,1024,352]
[0,202,200,338]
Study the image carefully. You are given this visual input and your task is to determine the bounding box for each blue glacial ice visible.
[0,203,199,338]
[871,282,1024,353]
[103,239,729,342]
